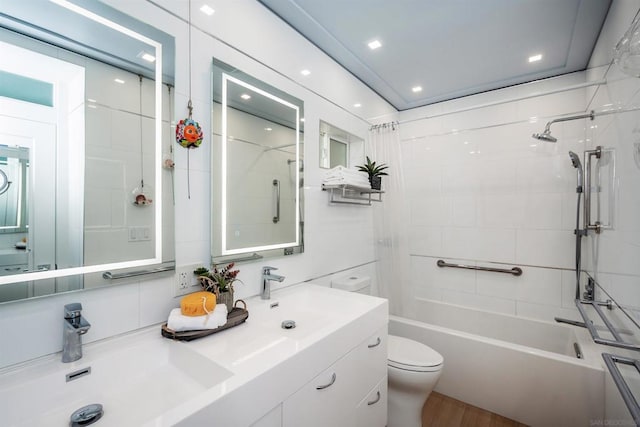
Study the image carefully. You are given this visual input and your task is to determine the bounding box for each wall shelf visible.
[322,184,383,206]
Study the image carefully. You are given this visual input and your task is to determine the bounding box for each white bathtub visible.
[390,298,605,427]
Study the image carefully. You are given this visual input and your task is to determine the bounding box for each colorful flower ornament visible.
[176,116,203,148]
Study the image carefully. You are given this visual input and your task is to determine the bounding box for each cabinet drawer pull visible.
[315,373,336,390]
[367,391,381,406]
[368,337,382,348]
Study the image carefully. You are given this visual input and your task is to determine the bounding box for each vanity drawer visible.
[282,327,387,427]
[355,375,387,427]
[350,327,387,399]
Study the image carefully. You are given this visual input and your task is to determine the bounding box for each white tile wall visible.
[400,72,602,321]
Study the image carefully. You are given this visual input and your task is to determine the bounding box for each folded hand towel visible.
[167,303,228,332]
[322,166,371,188]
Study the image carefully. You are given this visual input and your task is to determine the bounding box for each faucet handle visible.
[262,266,278,274]
[64,303,83,319]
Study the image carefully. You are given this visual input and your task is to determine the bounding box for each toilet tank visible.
[331,276,371,295]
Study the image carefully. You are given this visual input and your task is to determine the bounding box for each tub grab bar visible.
[436,259,522,276]
[575,299,640,351]
[602,353,640,425]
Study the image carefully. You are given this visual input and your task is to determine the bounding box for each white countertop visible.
[0,283,388,427]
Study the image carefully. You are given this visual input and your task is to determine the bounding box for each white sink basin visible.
[0,329,232,427]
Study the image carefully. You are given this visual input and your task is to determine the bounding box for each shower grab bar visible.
[273,179,280,223]
[102,265,175,280]
[602,353,640,425]
[575,299,640,351]
[436,259,523,276]
[584,146,603,234]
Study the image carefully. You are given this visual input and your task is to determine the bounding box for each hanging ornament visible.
[133,75,153,207]
[175,101,203,148]
[175,0,201,199]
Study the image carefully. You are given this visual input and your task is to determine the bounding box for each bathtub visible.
[390,298,605,427]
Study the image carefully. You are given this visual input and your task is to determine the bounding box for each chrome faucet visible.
[62,303,91,363]
[261,266,285,299]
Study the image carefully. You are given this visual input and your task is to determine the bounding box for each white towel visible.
[167,304,228,332]
[322,166,371,188]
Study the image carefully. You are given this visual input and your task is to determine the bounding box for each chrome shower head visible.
[568,151,583,192]
[532,124,557,142]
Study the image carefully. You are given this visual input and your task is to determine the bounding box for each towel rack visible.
[436,259,523,276]
[322,184,383,206]
[575,299,640,351]
[102,265,175,280]
[602,353,640,425]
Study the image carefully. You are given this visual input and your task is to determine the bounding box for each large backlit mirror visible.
[0,0,175,302]
[211,58,304,263]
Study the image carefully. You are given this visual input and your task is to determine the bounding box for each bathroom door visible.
[0,115,56,298]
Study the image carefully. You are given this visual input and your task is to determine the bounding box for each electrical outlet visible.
[175,264,203,296]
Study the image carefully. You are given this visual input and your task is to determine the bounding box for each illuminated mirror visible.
[0,0,175,302]
[211,58,304,262]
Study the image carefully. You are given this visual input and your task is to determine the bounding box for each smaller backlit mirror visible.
[319,121,365,169]
[211,58,304,262]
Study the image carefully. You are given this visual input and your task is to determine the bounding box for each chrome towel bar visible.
[602,353,640,425]
[102,265,174,280]
[436,259,523,276]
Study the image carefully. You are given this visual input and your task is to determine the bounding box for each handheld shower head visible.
[568,151,583,192]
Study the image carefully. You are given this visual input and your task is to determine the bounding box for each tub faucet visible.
[261,266,285,299]
[62,303,91,363]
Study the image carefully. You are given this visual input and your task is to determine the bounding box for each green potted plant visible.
[194,263,242,312]
[357,156,389,190]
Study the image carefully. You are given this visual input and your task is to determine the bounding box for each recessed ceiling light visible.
[87,98,97,103]
[200,4,215,15]
[300,118,305,122]
[300,69,311,76]
[353,103,362,108]
[528,54,542,63]
[114,78,125,84]
[412,86,422,93]
[264,127,273,131]
[241,94,251,100]
[367,40,382,50]
[136,51,156,63]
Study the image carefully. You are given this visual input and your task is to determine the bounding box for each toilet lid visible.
[387,335,443,370]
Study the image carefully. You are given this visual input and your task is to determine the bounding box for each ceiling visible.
[258,0,612,111]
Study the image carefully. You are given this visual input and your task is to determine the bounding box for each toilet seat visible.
[387,335,443,372]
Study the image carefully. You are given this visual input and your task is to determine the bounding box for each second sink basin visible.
[0,329,232,427]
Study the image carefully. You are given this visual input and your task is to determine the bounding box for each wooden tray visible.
[161,300,249,341]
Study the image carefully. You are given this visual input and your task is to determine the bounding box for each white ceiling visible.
[258,0,612,111]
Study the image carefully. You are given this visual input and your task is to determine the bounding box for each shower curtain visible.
[368,123,413,318]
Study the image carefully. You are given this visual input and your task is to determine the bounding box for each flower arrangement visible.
[194,263,242,295]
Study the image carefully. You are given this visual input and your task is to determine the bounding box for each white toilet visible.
[387,334,443,427]
[331,276,444,427]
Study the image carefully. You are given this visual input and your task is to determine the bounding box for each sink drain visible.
[281,320,296,330]
[70,403,104,426]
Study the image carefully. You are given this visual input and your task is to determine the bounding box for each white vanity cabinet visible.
[282,329,387,427]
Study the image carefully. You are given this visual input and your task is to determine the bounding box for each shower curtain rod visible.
[369,121,399,131]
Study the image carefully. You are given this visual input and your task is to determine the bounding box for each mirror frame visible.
[211,58,304,263]
[0,0,165,286]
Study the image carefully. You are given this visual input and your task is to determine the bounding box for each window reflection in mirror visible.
[212,58,304,262]
[319,121,365,169]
